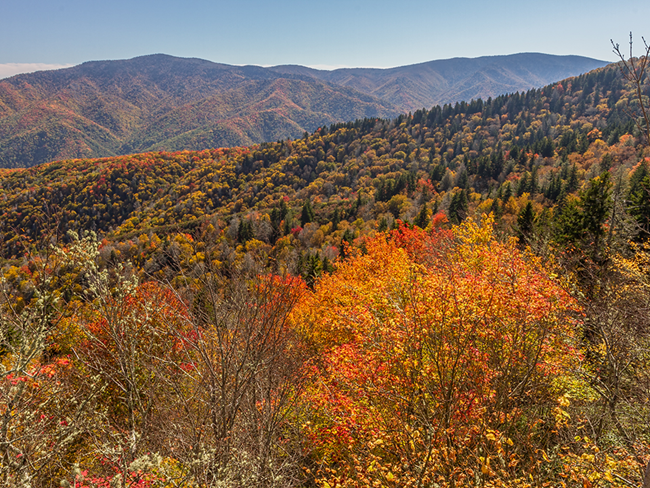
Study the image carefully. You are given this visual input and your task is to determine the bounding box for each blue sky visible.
[2,0,649,78]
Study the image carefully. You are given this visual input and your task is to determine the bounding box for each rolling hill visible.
[0,61,642,260]
[0,53,608,168]
[268,53,609,111]
[0,55,399,168]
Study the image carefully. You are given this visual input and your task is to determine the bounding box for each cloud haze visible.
[0,63,72,80]
[306,64,389,71]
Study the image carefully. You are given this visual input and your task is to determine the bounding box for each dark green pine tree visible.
[296,252,305,276]
[490,198,503,220]
[628,161,648,197]
[628,173,650,241]
[517,201,536,244]
[377,217,388,233]
[457,169,469,189]
[356,190,364,209]
[282,214,293,236]
[300,199,315,226]
[556,172,613,259]
[502,182,513,203]
[430,163,445,183]
[321,256,335,274]
[238,219,255,243]
[530,165,539,195]
[303,253,323,288]
[544,172,561,202]
[580,171,612,256]
[599,153,613,173]
[516,172,529,196]
[349,190,364,218]
[554,197,584,245]
[407,172,417,194]
[560,157,570,180]
[414,204,429,229]
[448,190,468,225]
[566,162,579,193]
[270,199,289,241]
[331,208,341,231]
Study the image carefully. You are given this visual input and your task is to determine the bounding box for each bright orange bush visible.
[295,215,581,487]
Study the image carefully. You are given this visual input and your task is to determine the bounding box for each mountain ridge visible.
[269,53,609,110]
[0,53,609,168]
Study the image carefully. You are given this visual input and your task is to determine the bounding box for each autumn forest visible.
[2,51,650,487]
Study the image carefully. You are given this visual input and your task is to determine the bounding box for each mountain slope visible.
[1,62,642,260]
[269,53,609,111]
[0,53,608,168]
[0,55,399,168]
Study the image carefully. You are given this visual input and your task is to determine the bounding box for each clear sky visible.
[2,0,649,78]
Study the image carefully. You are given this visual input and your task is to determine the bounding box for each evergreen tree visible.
[457,169,469,189]
[301,199,315,226]
[492,150,504,178]
[378,217,388,233]
[502,181,512,203]
[578,133,589,154]
[628,174,650,240]
[566,163,579,193]
[238,219,255,243]
[544,172,562,202]
[414,204,429,229]
[321,256,335,274]
[303,253,323,288]
[407,172,417,194]
[270,199,289,241]
[539,137,554,158]
[356,190,364,210]
[282,214,293,236]
[560,157,570,180]
[580,171,612,255]
[490,198,502,220]
[599,153,613,173]
[517,201,536,244]
[448,190,468,225]
[554,198,584,245]
[628,161,649,199]
[530,165,539,194]
[555,172,612,259]
[331,208,341,231]
[517,172,530,196]
[430,163,446,182]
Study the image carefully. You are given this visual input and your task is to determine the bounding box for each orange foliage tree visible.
[295,215,582,487]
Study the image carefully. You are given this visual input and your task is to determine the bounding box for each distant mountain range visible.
[269,53,610,112]
[0,53,608,168]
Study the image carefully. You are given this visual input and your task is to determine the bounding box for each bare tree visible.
[177,264,311,487]
[612,33,650,146]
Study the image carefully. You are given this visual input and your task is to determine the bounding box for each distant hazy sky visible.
[2,0,649,77]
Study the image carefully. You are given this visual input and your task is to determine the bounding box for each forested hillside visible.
[0,53,605,168]
[2,59,650,487]
[270,52,608,112]
[0,62,645,261]
[0,54,399,168]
